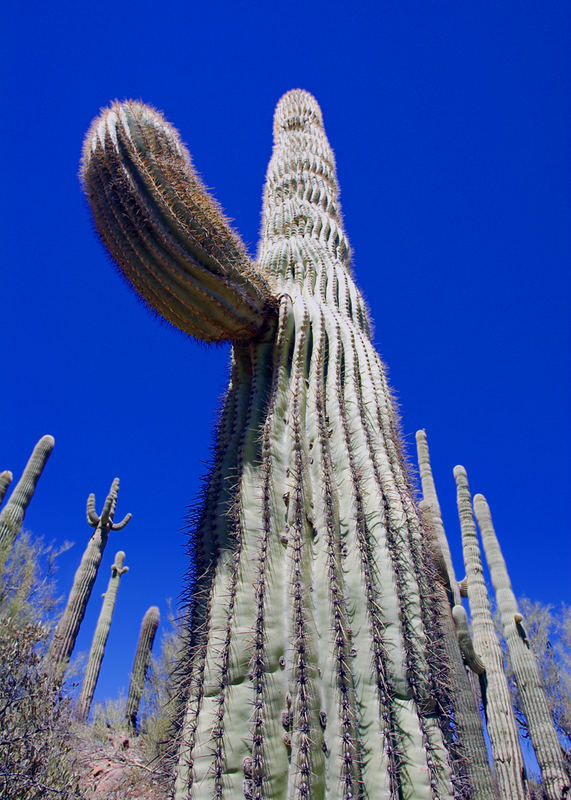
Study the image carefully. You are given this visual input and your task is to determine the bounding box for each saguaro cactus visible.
[0,435,54,555]
[474,493,570,800]
[126,605,160,731]
[454,466,529,800]
[83,90,485,800]
[0,470,12,506]
[48,477,131,681]
[76,550,129,723]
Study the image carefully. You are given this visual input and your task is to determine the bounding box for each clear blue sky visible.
[2,1,569,707]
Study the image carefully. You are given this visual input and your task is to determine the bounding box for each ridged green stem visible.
[0,470,12,506]
[126,605,160,731]
[420,500,497,800]
[47,478,131,681]
[474,493,570,800]
[454,466,529,800]
[0,436,54,556]
[76,550,129,723]
[83,89,494,800]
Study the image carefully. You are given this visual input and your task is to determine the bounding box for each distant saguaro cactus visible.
[454,466,529,800]
[126,605,160,731]
[0,435,54,556]
[48,477,131,681]
[76,550,129,723]
[0,470,12,506]
[474,493,570,800]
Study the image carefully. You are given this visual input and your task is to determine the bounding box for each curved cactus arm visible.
[81,102,277,343]
[125,605,160,731]
[76,550,128,723]
[474,493,570,800]
[454,466,529,800]
[452,605,485,676]
[86,493,100,527]
[100,477,119,527]
[0,435,54,555]
[111,512,132,531]
[0,470,13,507]
[458,577,468,598]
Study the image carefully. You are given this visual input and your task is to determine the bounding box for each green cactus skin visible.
[125,605,160,731]
[0,470,13,506]
[82,90,490,800]
[0,435,54,555]
[76,550,129,723]
[48,478,131,681]
[417,434,497,800]
[473,494,570,800]
[81,103,276,343]
[454,466,530,800]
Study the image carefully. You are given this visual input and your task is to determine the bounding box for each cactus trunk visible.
[473,494,570,800]
[0,435,54,557]
[82,90,527,800]
[454,466,529,800]
[47,477,131,681]
[126,605,160,731]
[76,550,128,722]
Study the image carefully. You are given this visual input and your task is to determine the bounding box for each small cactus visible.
[76,550,129,723]
[126,605,160,731]
[48,478,131,681]
[0,435,54,556]
[474,493,570,800]
[454,466,529,800]
[0,470,12,506]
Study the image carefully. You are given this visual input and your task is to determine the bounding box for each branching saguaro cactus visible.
[48,477,131,681]
[126,605,160,731]
[474,493,570,800]
[76,550,129,723]
[0,435,54,556]
[83,90,486,800]
[0,470,12,506]
[454,466,529,800]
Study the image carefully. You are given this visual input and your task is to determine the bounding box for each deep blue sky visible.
[2,2,569,707]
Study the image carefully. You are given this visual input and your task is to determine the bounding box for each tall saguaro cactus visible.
[454,466,529,800]
[126,605,160,731]
[83,90,487,800]
[76,550,129,723]
[48,477,131,681]
[0,435,54,555]
[474,493,570,800]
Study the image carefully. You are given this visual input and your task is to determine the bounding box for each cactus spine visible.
[126,605,160,731]
[82,90,471,800]
[48,477,131,681]
[76,550,129,722]
[0,470,12,506]
[454,466,529,800]
[474,493,570,800]
[0,435,54,556]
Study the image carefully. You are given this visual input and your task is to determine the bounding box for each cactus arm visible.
[48,478,129,680]
[451,604,485,675]
[76,551,128,723]
[111,512,132,531]
[474,493,570,800]
[81,102,277,343]
[125,605,160,731]
[0,435,54,555]
[454,466,529,800]
[86,493,100,527]
[458,577,468,598]
[0,470,12,506]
